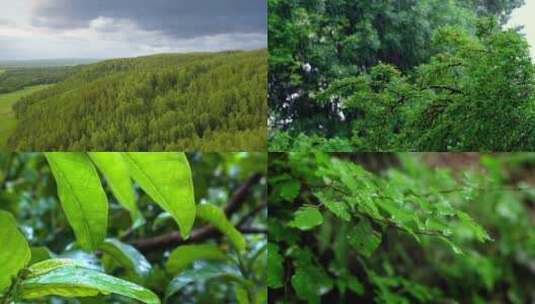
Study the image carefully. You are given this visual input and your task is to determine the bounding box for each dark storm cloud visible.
[31,0,267,38]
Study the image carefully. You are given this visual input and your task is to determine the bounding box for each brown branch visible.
[131,173,264,252]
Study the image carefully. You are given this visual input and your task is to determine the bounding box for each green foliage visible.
[0,152,267,303]
[0,67,73,94]
[0,84,52,149]
[269,153,534,303]
[7,50,267,151]
[269,0,533,151]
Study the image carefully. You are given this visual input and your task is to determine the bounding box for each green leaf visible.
[89,152,141,224]
[346,275,364,295]
[20,266,160,304]
[122,152,195,238]
[313,191,351,221]
[98,239,151,279]
[235,285,250,304]
[0,210,31,291]
[455,210,491,242]
[288,206,323,230]
[267,243,283,288]
[279,180,301,201]
[27,259,87,279]
[197,203,246,252]
[347,218,382,257]
[291,266,332,304]
[29,247,54,265]
[165,262,248,300]
[166,244,228,275]
[45,152,108,251]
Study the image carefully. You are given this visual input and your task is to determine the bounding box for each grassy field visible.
[0,84,51,149]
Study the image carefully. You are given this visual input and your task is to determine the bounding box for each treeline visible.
[8,50,267,151]
[0,67,74,94]
[269,0,533,151]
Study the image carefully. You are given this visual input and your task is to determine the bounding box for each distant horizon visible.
[0,0,267,60]
[0,47,268,63]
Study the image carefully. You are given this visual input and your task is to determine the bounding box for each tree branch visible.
[131,173,264,252]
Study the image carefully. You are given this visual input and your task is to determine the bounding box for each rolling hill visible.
[7,49,267,151]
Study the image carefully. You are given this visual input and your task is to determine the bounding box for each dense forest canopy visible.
[7,50,267,151]
[0,67,74,94]
[268,0,533,151]
[268,152,535,303]
[0,152,267,303]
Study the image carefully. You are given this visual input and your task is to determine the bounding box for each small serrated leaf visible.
[347,218,381,257]
[289,207,323,231]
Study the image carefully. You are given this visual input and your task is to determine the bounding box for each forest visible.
[268,0,535,151]
[6,50,267,151]
[268,152,534,303]
[0,152,267,303]
[0,67,74,94]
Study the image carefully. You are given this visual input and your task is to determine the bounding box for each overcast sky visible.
[508,0,535,57]
[0,0,267,60]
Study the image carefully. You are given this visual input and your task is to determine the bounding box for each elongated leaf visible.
[89,152,141,224]
[166,244,228,275]
[165,262,248,300]
[122,152,195,238]
[0,210,31,291]
[289,207,323,231]
[27,259,87,279]
[20,266,160,304]
[197,203,246,252]
[99,238,151,278]
[45,153,108,251]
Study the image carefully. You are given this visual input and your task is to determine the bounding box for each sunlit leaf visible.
[45,152,108,251]
[89,152,142,225]
[197,203,246,252]
[0,210,31,291]
[122,152,195,238]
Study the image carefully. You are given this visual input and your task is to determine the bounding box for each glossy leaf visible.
[0,210,31,291]
[20,266,160,304]
[288,206,323,231]
[197,203,246,252]
[27,259,87,279]
[98,238,151,279]
[122,152,195,238]
[166,244,228,275]
[45,152,108,251]
[89,152,141,224]
[165,262,248,300]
